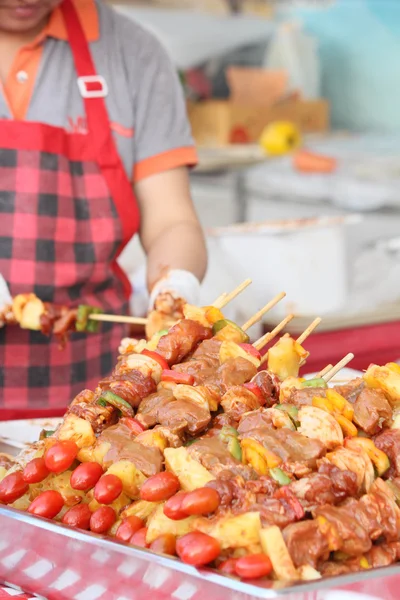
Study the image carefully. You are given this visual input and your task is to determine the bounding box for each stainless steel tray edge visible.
[0,506,399,599]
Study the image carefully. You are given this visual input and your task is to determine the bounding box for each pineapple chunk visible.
[260,526,298,581]
[20,297,45,330]
[135,429,168,452]
[267,337,308,381]
[121,500,159,521]
[106,461,145,498]
[0,466,7,482]
[12,293,33,323]
[146,504,195,544]
[30,471,85,506]
[183,305,209,327]
[173,385,210,412]
[57,414,96,449]
[364,364,400,406]
[164,447,215,491]
[194,512,261,550]
[78,441,111,465]
[298,565,321,581]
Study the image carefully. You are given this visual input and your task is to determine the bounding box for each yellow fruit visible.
[259,121,301,156]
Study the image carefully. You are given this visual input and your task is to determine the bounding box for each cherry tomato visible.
[115,516,144,543]
[218,558,238,576]
[274,486,305,520]
[141,349,170,370]
[23,458,50,484]
[70,462,104,491]
[181,487,220,516]
[163,492,189,521]
[240,344,261,361]
[28,490,64,519]
[243,382,265,405]
[44,441,78,474]
[0,472,29,504]
[90,506,116,534]
[94,474,123,505]
[140,472,180,502]
[119,417,145,436]
[176,532,221,566]
[235,554,272,579]
[62,504,92,530]
[150,533,176,556]
[161,370,194,386]
[130,527,149,548]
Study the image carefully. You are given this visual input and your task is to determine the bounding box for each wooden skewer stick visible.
[241,292,286,332]
[89,314,148,325]
[214,279,252,309]
[318,364,333,378]
[297,317,322,345]
[323,353,355,383]
[212,292,228,307]
[254,314,295,352]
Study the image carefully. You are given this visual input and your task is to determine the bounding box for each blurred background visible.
[113,0,400,372]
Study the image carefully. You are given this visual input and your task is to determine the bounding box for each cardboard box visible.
[187,98,330,146]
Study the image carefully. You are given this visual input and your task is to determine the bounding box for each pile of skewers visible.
[1,281,400,585]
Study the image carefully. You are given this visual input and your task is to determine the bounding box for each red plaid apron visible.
[0,0,140,419]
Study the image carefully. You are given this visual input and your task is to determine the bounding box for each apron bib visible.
[0,0,140,418]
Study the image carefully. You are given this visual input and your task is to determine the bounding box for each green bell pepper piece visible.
[86,307,104,333]
[76,305,92,332]
[39,429,55,440]
[212,319,250,344]
[269,467,291,486]
[98,391,134,417]
[157,329,169,337]
[275,404,299,426]
[301,378,328,389]
[219,426,239,442]
[227,437,242,461]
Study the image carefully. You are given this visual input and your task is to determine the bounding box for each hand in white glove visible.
[146,269,200,339]
[0,274,12,327]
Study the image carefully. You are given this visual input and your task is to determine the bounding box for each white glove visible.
[0,274,12,310]
[148,269,200,311]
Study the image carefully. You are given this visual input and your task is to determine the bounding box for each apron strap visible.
[60,0,140,297]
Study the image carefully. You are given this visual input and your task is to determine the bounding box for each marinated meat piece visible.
[68,389,117,433]
[188,437,254,479]
[364,542,400,568]
[98,370,157,409]
[245,475,279,498]
[280,461,313,478]
[334,378,365,404]
[353,388,392,435]
[176,356,257,395]
[190,339,221,364]
[252,371,280,407]
[136,389,174,428]
[211,413,238,430]
[314,505,372,556]
[358,480,400,542]
[288,465,357,511]
[375,429,400,478]
[283,520,330,568]
[205,479,235,507]
[221,384,261,421]
[237,409,274,434]
[99,422,163,476]
[287,387,327,408]
[157,399,211,436]
[137,389,211,435]
[246,428,325,468]
[319,562,353,577]
[156,319,212,364]
[251,497,300,529]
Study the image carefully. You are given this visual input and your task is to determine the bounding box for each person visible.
[0,0,207,418]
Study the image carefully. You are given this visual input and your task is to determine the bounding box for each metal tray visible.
[0,506,398,600]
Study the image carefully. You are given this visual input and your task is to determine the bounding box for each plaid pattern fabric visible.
[0,146,130,408]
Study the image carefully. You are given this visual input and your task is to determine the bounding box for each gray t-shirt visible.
[0,0,197,180]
